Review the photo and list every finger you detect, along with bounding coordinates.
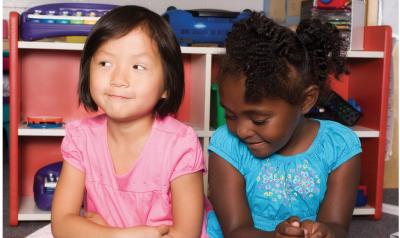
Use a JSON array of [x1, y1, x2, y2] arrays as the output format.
[[309, 231, 324, 238], [287, 216, 301, 227], [276, 223, 305, 236], [300, 220, 314, 236], [156, 225, 170, 235]]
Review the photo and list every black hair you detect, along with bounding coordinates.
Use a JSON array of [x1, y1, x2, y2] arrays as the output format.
[[78, 5, 184, 118], [219, 11, 348, 106]]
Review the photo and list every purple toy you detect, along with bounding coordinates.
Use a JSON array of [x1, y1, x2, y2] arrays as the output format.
[[20, 3, 117, 41], [33, 161, 62, 211]]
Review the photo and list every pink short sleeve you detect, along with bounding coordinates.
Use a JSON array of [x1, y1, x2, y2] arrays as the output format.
[[61, 122, 85, 172], [170, 128, 205, 181]]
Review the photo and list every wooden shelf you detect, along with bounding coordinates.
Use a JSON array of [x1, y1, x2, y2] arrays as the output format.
[[18, 197, 51, 221], [17, 124, 378, 138], [351, 125, 380, 138], [18, 124, 211, 138], [17, 41, 384, 58], [353, 205, 376, 215], [18, 124, 65, 137], [210, 125, 379, 138]]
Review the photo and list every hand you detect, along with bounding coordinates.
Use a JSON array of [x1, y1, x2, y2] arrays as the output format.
[[139, 226, 170, 238], [300, 220, 334, 238], [84, 211, 108, 226], [275, 216, 307, 237]]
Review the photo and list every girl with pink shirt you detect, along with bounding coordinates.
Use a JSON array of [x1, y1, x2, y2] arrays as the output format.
[[51, 5, 207, 238]]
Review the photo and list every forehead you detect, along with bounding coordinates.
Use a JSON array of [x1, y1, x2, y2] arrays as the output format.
[[95, 26, 159, 56], [219, 75, 293, 113]]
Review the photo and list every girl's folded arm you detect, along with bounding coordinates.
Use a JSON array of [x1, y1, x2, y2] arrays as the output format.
[[208, 152, 276, 238], [51, 161, 167, 238], [167, 171, 204, 238], [316, 154, 361, 236]]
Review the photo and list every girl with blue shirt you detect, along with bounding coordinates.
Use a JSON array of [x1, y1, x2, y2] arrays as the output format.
[[206, 12, 361, 238]]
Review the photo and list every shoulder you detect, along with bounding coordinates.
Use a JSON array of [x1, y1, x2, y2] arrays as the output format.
[[65, 114, 106, 135], [209, 125, 252, 173], [210, 124, 242, 149], [316, 119, 362, 171], [319, 119, 360, 146], [154, 115, 197, 139]]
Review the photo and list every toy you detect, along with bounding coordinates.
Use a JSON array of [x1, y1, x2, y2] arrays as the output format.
[[33, 161, 63, 210], [317, 0, 349, 9], [26, 116, 63, 129], [356, 185, 368, 207], [306, 91, 362, 127], [163, 7, 250, 46], [20, 3, 117, 41]]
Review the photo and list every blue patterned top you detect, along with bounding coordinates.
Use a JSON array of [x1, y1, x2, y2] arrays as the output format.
[[206, 120, 361, 237]]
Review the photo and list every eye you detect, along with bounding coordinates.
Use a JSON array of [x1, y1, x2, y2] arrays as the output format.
[[225, 113, 237, 121], [99, 61, 112, 67], [252, 119, 267, 126], [133, 64, 146, 70]]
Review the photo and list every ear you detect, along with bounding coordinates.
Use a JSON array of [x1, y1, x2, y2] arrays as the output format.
[[301, 85, 319, 114]]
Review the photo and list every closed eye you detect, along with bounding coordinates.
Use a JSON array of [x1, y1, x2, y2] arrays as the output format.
[[252, 119, 267, 126]]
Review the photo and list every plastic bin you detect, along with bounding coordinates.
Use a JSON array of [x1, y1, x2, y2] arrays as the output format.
[[210, 83, 226, 129]]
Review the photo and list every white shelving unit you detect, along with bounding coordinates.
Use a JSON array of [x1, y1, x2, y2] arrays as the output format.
[[13, 41, 383, 222]]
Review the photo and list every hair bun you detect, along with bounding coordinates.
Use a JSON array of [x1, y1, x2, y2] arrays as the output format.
[[296, 18, 347, 81]]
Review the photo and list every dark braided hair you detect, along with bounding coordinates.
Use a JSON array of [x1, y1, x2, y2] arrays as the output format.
[[219, 11, 348, 106]]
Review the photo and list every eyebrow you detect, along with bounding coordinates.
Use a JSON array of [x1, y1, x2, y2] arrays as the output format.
[[95, 50, 152, 59]]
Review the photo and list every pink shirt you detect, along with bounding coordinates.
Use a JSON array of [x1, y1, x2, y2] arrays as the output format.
[[61, 114, 208, 236]]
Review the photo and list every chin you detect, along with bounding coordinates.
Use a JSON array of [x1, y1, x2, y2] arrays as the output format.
[[250, 150, 271, 159]]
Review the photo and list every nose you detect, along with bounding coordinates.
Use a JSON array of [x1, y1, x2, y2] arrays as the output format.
[[235, 119, 253, 140], [110, 66, 129, 87]]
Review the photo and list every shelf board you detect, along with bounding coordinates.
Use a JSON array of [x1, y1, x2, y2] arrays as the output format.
[[18, 125, 377, 138], [19, 197, 51, 221], [18, 41, 226, 54], [18, 124, 65, 136], [346, 50, 384, 58], [18, 125, 211, 138], [210, 125, 379, 138], [353, 205, 376, 215], [351, 125, 380, 138], [181, 46, 225, 55], [17, 41, 384, 58], [18, 41, 84, 51]]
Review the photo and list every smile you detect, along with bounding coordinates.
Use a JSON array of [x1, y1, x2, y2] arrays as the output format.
[[246, 141, 265, 148], [107, 94, 132, 100]]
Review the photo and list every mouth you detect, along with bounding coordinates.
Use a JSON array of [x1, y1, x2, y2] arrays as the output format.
[[106, 94, 133, 100], [246, 141, 266, 148]]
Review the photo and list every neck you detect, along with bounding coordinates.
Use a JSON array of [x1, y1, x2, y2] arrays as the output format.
[[107, 114, 155, 143], [278, 117, 317, 156]]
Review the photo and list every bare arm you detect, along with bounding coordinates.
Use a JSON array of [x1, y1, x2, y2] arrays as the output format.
[[313, 155, 361, 237], [51, 161, 168, 238], [167, 171, 204, 238], [208, 152, 279, 238]]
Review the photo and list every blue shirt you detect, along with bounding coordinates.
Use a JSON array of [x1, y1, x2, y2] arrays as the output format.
[[206, 120, 361, 237]]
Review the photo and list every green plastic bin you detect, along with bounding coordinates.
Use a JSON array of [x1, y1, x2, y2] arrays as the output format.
[[210, 83, 226, 129]]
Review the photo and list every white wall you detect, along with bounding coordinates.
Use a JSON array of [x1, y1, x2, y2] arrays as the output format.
[[3, 0, 263, 19]]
